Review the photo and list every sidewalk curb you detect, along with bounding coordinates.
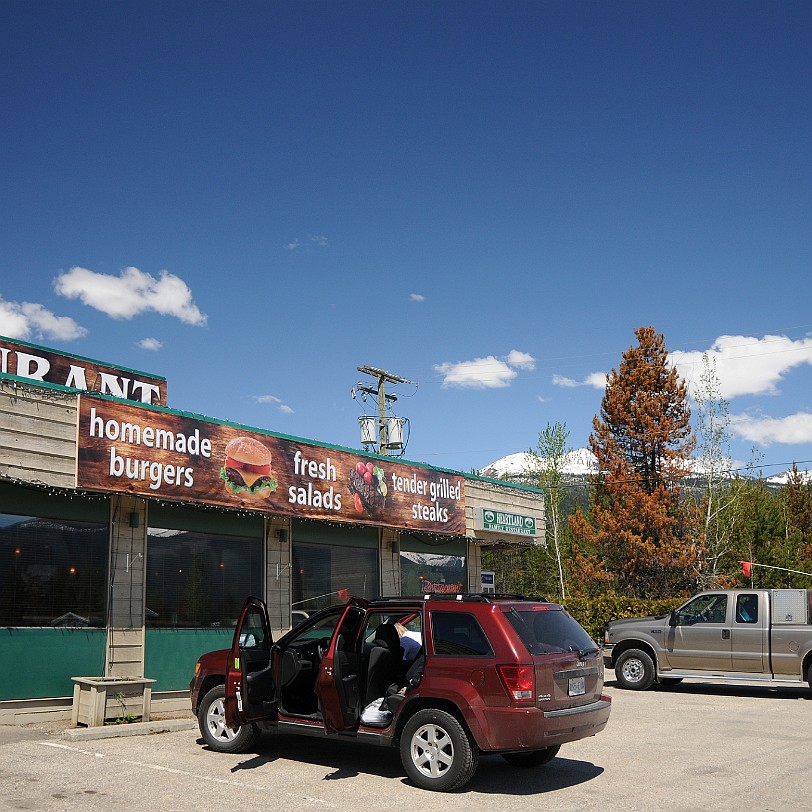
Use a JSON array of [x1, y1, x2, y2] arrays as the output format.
[[63, 718, 196, 741]]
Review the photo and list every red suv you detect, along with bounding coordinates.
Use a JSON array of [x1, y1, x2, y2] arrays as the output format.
[[189, 594, 610, 791]]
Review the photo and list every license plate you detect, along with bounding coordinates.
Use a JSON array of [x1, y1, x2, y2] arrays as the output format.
[[568, 677, 585, 696]]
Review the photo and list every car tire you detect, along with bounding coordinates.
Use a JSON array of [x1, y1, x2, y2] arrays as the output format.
[[501, 745, 560, 767], [197, 685, 261, 753], [615, 648, 656, 690], [400, 708, 479, 792]]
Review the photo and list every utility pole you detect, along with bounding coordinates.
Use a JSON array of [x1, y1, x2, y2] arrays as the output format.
[[355, 366, 413, 454]]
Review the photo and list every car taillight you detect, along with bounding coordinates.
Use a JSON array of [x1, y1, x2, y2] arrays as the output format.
[[498, 664, 534, 701]]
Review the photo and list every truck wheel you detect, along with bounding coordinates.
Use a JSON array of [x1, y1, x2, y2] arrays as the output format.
[[615, 649, 655, 690], [400, 708, 479, 791], [198, 685, 261, 753], [502, 745, 560, 767]]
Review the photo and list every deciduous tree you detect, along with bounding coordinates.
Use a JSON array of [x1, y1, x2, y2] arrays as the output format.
[[525, 421, 572, 600]]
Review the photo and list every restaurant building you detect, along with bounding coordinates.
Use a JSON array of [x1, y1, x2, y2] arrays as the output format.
[[0, 336, 545, 722]]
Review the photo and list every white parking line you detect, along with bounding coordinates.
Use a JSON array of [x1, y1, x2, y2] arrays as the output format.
[[39, 741, 336, 807]]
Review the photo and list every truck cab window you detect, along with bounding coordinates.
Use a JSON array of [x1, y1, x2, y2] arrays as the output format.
[[736, 594, 758, 624], [677, 594, 728, 625]]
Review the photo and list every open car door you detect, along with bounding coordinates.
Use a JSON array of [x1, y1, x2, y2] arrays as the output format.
[[316, 598, 368, 733], [224, 596, 276, 729]]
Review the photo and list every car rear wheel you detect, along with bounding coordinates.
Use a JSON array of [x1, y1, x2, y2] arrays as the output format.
[[400, 708, 479, 791], [615, 648, 656, 690], [501, 745, 560, 767], [198, 685, 261, 753]]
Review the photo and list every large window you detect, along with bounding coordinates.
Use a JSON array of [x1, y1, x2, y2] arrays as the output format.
[[146, 528, 263, 628], [292, 542, 378, 613], [0, 514, 107, 627], [400, 551, 466, 595]]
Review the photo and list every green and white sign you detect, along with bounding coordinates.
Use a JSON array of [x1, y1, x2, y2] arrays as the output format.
[[476, 507, 537, 536]]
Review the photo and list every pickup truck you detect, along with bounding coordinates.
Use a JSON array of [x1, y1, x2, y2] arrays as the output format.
[[602, 589, 812, 690]]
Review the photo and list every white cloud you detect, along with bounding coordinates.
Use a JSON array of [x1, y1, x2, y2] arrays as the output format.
[[672, 334, 812, 399], [137, 337, 163, 351], [552, 371, 606, 389], [585, 371, 608, 388], [53, 266, 207, 326], [286, 235, 328, 251], [552, 374, 578, 388], [409, 293, 425, 302], [731, 412, 812, 446], [506, 349, 535, 370], [435, 350, 536, 389], [254, 394, 293, 413], [0, 296, 87, 341]]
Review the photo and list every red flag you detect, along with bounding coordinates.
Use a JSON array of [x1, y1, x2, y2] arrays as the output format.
[[742, 561, 751, 578]]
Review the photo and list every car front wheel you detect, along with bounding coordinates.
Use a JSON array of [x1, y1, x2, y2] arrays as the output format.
[[400, 708, 479, 792], [197, 685, 260, 753], [615, 648, 656, 690]]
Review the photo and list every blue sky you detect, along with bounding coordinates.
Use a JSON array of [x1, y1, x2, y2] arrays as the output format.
[[2, 2, 811, 477]]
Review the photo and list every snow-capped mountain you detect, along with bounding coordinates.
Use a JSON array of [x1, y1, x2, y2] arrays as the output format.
[[766, 468, 812, 486], [478, 448, 598, 480], [479, 448, 811, 487]]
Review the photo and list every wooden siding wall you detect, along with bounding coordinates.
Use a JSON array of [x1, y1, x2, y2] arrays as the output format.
[[0, 381, 78, 488], [107, 493, 147, 677], [465, 478, 546, 547]]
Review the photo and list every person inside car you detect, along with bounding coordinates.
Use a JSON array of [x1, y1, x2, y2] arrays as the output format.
[[395, 621, 422, 667]]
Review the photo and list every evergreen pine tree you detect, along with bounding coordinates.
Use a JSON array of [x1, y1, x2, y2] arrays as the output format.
[[570, 326, 702, 598]]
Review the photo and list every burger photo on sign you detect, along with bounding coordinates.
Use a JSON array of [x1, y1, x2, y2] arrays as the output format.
[[220, 436, 278, 499]]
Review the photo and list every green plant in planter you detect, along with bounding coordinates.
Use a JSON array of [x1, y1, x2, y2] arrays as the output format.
[[106, 691, 139, 725]]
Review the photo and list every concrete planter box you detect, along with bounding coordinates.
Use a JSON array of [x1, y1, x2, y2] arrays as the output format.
[[71, 677, 156, 727]]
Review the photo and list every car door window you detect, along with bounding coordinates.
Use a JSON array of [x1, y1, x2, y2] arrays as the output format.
[[240, 605, 269, 649]]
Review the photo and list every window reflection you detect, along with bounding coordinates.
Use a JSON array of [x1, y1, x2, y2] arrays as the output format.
[[146, 528, 262, 628], [0, 514, 107, 626]]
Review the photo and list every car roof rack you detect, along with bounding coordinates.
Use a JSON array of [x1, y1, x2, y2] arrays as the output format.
[[369, 593, 549, 604]]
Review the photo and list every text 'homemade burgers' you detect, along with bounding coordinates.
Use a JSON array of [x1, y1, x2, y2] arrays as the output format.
[[220, 436, 278, 498]]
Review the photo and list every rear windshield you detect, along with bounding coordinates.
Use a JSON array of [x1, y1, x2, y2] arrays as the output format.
[[505, 607, 597, 656]]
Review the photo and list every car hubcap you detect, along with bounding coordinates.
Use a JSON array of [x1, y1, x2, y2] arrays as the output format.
[[410, 723, 454, 778], [622, 658, 643, 683], [206, 697, 236, 741]]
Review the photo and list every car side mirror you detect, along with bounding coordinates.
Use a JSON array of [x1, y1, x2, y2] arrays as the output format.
[[669, 610, 678, 628]]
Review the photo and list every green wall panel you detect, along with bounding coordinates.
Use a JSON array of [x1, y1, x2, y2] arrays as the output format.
[[0, 481, 110, 522], [293, 519, 378, 549], [0, 628, 107, 700], [144, 628, 234, 691]]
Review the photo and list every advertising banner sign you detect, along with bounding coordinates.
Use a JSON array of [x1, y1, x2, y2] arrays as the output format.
[[77, 396, 466, 535], [0, 335, 166, 405]]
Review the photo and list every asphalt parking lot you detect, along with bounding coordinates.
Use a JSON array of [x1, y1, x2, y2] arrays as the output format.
[[1, 679, 810, 812]]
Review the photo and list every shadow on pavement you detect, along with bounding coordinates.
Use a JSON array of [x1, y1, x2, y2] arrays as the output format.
[[209, 733, 603, 794], [605, 677, 811, 700]]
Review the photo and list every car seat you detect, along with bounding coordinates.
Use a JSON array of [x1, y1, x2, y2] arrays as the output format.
[[363, 623, 402, 705]]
